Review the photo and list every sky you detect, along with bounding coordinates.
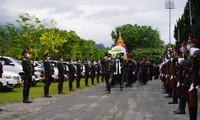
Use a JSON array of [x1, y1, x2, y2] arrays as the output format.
[[0, 0, 187, 47]]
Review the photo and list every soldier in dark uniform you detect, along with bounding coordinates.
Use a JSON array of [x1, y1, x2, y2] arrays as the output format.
[[21, 49, 33, 103], [90, 60, 96, 85], [119, 52, 126, 91], [0, 60, 3, 92], [84, 59, 90, 87], [104, 52, 115, 94], [43, 53, 53, 98], [0, 55, 3, 111], [57, 55, 65, 94], [96, 60, 102, 83], [126, 54, 134, 87], [168, 48, 179, 104], [101, 53, 108, 82], [173, 42, 191, 114], [68, 57, 76, 91], [186, 37, 200, 120], [75, 58, 82, 88], [140, 58, 149, 85]]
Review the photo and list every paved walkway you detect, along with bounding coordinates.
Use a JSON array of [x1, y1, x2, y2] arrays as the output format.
[[0, 79, 199, 120]]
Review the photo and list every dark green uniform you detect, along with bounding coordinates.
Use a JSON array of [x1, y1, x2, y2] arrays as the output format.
[[22, 59, 33, 102], [140, 61, 149, 85], [0, 62, 3, 92], [68, 63, 76, 91], [90, 62, 96, 85], [104, 58, 115, 93], [43, 60, 53, 97], [84, 62, 90, 87], [75, 62, 82, 88], [57, 61, 65, 93], [96, 62, 102, 83], [126, 59, 134, 87]]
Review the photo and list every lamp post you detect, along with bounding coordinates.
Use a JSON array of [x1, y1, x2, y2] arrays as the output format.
[[165, 0, 175, 44]]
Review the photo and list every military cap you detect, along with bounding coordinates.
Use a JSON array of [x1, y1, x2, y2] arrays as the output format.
[[43, 53, 49, 58], [173, 47, 179, 52], [58, 55, 63, 60], [187, 36, 197, 43], [76, 58, 80, 61], [68, 57, 72, 61], [127, 53, 132, 59], [21, 49, 29, 55], [181, 42, 187, 47]]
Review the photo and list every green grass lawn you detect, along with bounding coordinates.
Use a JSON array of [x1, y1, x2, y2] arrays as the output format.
[[0, 78, 104, 105]]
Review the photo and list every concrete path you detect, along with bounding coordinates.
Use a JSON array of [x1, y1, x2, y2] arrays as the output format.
[[0, 79, 199, 120]]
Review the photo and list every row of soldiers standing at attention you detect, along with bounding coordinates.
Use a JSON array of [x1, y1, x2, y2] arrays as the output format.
[[21, 49, 103, 103], [160, 36, 200, 120], [21, 48, 159, 103]]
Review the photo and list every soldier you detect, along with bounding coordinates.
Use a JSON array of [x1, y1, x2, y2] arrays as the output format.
[[43, 53, 53, 98], [96, 60, 102, 83], [172, 42, 188, 114], [104, 52, 115, 94], [173, 40, 193, 115], [101, 53, 108, 82], [84, 59, 90, 87], [0, 60, 3, 92], [21, 49, 33, 103], [140, 58, 149, 85], [186, 37, 200, 120], [57, 55, 65, 94], [90, 60, 96, 85], [119, 52, 126, 91], [75, 58, 82, 88], [168, 48, 179, 104], [126, 54, 134, 87], [68, 57, 76, 91]]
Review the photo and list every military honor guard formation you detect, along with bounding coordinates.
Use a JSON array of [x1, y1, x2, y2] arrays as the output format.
[[19, 32, 157, 102], [1, 33, 199, 120], [159, 35, 200, 120]]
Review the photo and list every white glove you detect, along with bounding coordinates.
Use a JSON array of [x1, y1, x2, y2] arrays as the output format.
[[189, 83, 194, 92], [170, 76, 173, 80], [64, 75, 68, 80], [190, 48, 199, 56], [177, 81, 180, 87], [31, 75, 36, 80], [196, 85, 200, 89], [51, 74, 57, 79], [0, 78, 3, 83], [171, 58, 173, 62], [133, 72, 135, 75], [178, 58, 185, 64], [74, 74, 77, 77]]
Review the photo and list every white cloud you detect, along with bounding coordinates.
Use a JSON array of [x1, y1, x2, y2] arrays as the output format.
[[0, 0, 187, 47]]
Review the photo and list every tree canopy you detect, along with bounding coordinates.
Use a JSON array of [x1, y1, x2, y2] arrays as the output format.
[[111, 24, 164, 63], [174, 0, 200, 46], [0, 14, 108, 61]]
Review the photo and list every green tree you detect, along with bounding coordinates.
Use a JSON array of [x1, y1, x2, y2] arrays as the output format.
[[111, 24, 163, 63], [174, 0, 200, 45], [111, 24, 163, 52]]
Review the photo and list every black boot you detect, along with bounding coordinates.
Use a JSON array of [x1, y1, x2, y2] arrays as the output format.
[[174, 109, 186, 114]]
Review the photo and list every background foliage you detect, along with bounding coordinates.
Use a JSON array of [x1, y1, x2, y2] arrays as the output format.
[[174, 0, 200, 47], [0, 14, 108, 61], [111, 24, 164, 63]]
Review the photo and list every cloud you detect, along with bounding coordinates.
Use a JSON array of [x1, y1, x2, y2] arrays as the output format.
[[0, 0, 188, 47]]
